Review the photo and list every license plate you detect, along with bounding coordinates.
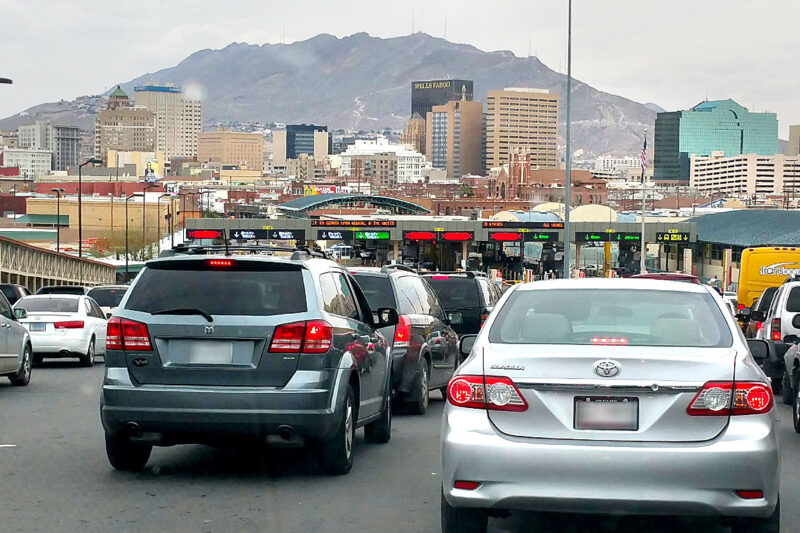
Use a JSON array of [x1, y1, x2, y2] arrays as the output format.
[[188, 341, 233, 365], [29, 323, 46, 332], [574, 396, 638, 431]]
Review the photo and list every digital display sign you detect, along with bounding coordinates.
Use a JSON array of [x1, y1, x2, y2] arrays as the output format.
[[230, 229, 271, 240], [404, 231, 437, 241], [576, 232, 642, 243], [185, 229, 223, 240], [490, 231, 557, 242], [354, 231, 390, 240], [317, 230, 354, 240], [268, 230, 305, 241], [656, 232, 690, 243], [482, 221, 564, 229], [441, 231, 473, 242], [311, 220, 396, 227]]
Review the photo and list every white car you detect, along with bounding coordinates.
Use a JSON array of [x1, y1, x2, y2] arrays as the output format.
[[14, 295, 108, 366]]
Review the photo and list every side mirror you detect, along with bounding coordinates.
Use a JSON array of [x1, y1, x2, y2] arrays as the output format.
[[447, 312, 463, 326], [784, 334, 800, 345], [751, 310, 766, 322], [793, 315, 800, 329], [459, 335, 477, 360], [746, 338, 769, 364], [13, 308, 26, 319], [737, 307, 752, 320], [376, 307, 399, 328]]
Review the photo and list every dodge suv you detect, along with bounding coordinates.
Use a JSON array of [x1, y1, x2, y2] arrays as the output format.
[[100, 247, 398, 475]]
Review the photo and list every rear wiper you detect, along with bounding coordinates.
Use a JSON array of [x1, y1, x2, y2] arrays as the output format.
[[151, 307, 213, 322]]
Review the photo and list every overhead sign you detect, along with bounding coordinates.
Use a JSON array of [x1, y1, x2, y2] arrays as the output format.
[[354, 231, 390, 240], [268, 229, 305, 241], [404, 231, 437, 241], [482, 221, 564, 229], [441, 231, 473, 242], [317, 230, 354, 240], [576, 232, 642, 243], [490, 231, 557, 242], [231, 229, 271, 240], [186, 229, 223, 240], [656, 232, 690, 243], [311, 220, 396, 227]]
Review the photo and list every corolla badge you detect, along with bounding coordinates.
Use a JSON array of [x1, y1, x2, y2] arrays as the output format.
[[594, 359, 621, 378], [490, 364, 525, 371]]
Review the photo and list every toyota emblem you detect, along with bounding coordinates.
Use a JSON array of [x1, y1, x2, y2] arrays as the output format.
[[594, 359, 620, 378]]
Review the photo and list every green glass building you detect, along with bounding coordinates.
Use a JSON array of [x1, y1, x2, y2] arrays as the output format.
[[653, 99, 778, 183]]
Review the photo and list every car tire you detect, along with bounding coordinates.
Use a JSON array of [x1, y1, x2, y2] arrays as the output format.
[[105, 433, 152, 471], [319, 385, 355, 475], [365, 393, 392, 444], [9, 344, 32, 386], [730, 499, 779, 533], [405, 361, 429, 415], [441, 488, 488, 533], [793, 387, 800, 434], [782, 370, 793, 405], [32, 354, 44, 367], [80, 339, 95, 367]]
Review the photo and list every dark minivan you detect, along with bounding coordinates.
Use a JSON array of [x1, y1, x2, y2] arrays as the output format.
[[350, 266, 459, 415], [100, 251, 397, 475], [421, 272, 501, 336]]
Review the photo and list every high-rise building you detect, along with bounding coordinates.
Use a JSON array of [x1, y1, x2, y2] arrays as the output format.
[[272, 124, 330, 166], [485, 88, 559, 170], [411, 79, 473, 117], [425, 99, 484, 179], [789, 125, 800, 157], [654, 99, 778, 183], [197, 131, 264, 171], [401, 112, 426, 154], [690, 152, 800, 196], [339, 138, 427, 183], [0, 148, 52, 177], [95, 86, 156, 164], [18, 120, 80, 170], [134, 85, 202, 159]]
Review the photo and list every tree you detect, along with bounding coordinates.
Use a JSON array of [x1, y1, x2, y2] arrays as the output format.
[[458, 183, 474, 198], [91, 228, 156, 261]]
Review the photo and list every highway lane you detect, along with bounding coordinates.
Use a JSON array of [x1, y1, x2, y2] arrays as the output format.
[[1, 360, 797, 532]]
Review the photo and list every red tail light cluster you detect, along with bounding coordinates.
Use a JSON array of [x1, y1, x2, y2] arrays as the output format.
[[447, 375, 528, 412], [687, 381, 773, 416], [106, 317, 152, 351], [269, 320, 332, 354], [771, 318, 781, 341], [54, 320, 84, 329], [393, 314, 411, 349]]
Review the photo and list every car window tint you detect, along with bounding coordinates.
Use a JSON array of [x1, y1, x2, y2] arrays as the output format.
[[333, 273, 360, 320], [410, 277, 433, 315], [421, 279, 445, 320], [351, 274, 396, 311], [90, 300, 105, 318], [319, 273, 340, 315], [0, 294, 12, 320], [786, 287, 800, 313], [16, 297, 79, 313], [756, 287, 778, 312], [395, 276, 422, 315], [477, 279, 492, 307], [425, 276, 480, 310], [87, 288, 127, 308], [84, 300, 93, 316], [0, 285, 17, 303]]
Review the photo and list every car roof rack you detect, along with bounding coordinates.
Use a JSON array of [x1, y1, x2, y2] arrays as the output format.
[[420, 270, 483, 278], [163, 243, 330, 260], [381, 264, 416, 273]]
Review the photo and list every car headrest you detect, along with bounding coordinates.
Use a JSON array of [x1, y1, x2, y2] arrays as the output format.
[[518, 313, 574, 343], [651, 318, 702, 345]]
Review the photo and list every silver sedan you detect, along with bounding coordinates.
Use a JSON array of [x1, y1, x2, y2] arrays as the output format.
[[441, 278, 779, 533]]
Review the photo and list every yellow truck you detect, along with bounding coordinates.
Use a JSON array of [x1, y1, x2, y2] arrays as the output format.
[[737, 247, 800, 310]]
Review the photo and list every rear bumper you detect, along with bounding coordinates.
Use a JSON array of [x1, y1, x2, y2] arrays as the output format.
[[100, 367, 349, 443], [441, 406, 780, 519], [29, 333, 89, 355]]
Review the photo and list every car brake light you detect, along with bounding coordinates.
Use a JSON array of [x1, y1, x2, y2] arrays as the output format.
[[269, 320, 332, 354], [737, 303, 745, 311], [687, 381, 773, 416], [591, 337, 628, 345], [106, 317, 152, 351], [431, 275, 450, 280], [206, 259, 235, 269], [54, 320, 84, 329], [446, 375, 528, 412], [393, 314, 411, 349], [771, 318, 781, 341], [756, 321, 763, 331]]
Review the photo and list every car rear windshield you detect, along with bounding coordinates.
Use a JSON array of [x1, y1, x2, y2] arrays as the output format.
[[786, 287, 800, 313], [126, 266, 307, 316], [16, 297, 79, 313], [424, 276, 480, 309], [351, 274, 395, 311], [755, 287, 778, 312], [0, 285, 17, 302], [489, 289, 733, 348], [87, 288, 127, 308], [38, 286, 85, 295]]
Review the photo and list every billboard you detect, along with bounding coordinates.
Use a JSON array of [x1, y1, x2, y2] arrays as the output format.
[[411, 79, 473, 117]]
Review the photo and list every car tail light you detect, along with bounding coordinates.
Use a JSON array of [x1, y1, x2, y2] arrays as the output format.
[[687, 381, 773, 416], [737, 303, 745, 311], [269, 320, 333, 354], [106, 317, 152, 351], [303, 320, 332, 353], [771, 318, 781, 341], [736, 490, 764, 499], [756, 321, 764, 331], [393, 314, 411, 349], [446, 375, 528, 412], [454, 481, 481, 490], [54, 320, 84, 329], [591, 337, 629, 345], [206, 258, 235, 269]]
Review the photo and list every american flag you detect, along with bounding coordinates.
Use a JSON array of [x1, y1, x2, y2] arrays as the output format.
[[641, 136, 648, 172]]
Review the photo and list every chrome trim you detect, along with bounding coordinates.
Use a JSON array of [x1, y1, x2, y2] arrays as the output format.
[[514, 379, 703, 394]]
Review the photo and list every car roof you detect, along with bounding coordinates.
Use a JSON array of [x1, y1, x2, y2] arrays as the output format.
[[89, 285, 128, 290], [21, 294, 84, 300], [147, 253, 341, 274], [514, 278, 710, 294]]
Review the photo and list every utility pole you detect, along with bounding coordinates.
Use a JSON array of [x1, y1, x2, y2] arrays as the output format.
[[640, 128, 648, 274], [562, 0, 573, 278]]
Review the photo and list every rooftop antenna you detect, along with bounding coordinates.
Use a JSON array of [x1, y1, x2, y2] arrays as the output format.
[[412, 8, 415, 34], [421, 8, 424, 34], [444, 9, 447, 42]]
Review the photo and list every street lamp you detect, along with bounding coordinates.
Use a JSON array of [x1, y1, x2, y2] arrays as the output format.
[[125, 193, 143, 280], [562, 0, 573, 279], [141, 183, 158, 258], [157, 193, 172, 252], [51, 188, 64, 252], [78, 157, 103, 258]]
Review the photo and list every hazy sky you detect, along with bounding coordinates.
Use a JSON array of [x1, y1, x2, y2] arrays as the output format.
[[2, 0, 798, 136]]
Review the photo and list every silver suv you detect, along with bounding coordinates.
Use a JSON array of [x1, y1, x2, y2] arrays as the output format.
[[100, 248, 398, 475], [758, 278, 800, 342]]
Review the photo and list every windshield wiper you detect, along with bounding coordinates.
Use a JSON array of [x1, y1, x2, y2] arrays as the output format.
[[151, 307, 213, 322]]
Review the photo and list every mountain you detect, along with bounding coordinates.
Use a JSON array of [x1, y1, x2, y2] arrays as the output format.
[[0, 32, 658, 157]]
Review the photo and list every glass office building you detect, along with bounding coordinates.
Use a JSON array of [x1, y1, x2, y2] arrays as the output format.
[[286, 124, 331, 159], [654, 99, 778, 183]]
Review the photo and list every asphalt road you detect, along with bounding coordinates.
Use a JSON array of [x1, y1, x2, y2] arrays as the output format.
[[1, 360, 798, 533]]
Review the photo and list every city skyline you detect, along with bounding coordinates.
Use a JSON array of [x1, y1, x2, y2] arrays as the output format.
[[2, 0, 798, 137]]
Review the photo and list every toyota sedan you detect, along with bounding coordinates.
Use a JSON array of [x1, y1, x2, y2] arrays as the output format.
[[441, 279, 779, 533]]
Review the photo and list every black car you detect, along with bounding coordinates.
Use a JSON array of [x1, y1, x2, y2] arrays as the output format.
[[100, 247, 398, 475], [0, 283, 30, 306], [421, 272, 502, 336], [35, 285, 90, 295], [350, 266, 459, 415]]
